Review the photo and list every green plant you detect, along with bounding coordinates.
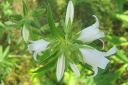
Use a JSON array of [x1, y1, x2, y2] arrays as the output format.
[[0, 46, 17, 82]]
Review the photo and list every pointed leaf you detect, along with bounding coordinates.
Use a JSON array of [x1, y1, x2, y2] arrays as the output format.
[[2, 46, 10, 58], [47, 5, 60, 38], [33, 59, 56, 73], [22, 0, 28, 16], [22, 25, 29, 42], [0, 46, 3, 56]]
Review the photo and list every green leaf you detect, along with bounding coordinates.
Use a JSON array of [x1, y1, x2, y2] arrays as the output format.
[[38, 49, 57, 65], [93, 64, 127, 85], [0, 46, 3, 57], [65, 19, 72, 34], [33, 58, 56, 73], [22, 0, 28, 16], [47, 4, 61, 39], [116, 50, 128, 63], [116, 0, 125, 12], [2, 46, 10, 58], [31, 8, 46, 18], [10, 14, 22, 21], [0, 22, 5, 28], [106, 35, 127, 46], [30, 19, 41, 29], [115, 14, 128, 23]]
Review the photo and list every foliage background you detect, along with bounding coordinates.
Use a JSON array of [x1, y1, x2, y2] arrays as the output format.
[[0, 0, 128, 85]]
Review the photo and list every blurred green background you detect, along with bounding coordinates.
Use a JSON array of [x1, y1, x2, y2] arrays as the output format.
[[0, 0, 128, 85]]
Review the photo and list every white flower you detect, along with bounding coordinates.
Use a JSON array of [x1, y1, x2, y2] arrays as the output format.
[[80, 46, 117, 76], [56, 55, 65, 81], [26, 0, 117, 81], [28, 39, 49, 61], [65, 0, 74, 27], [78, 15, 105, 43], [22, 25, 29, 42], [69, 63, 80, 76]]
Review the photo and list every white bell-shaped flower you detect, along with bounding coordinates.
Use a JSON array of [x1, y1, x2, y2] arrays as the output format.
[[28, 39, 49, 61], [80, 46, 117, 76], [65, 0, 74, 27], [78, 15, 105, 43], [56, 55, 65, 81]]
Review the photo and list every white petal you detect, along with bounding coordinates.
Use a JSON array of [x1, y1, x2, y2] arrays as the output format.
[[65, 0, 74, 27], [69, 63, 80, 76], [105, 46, 117, 56], [28, 39, 49, 54], [56, 55, 65, 81], [33, 52, 38, 61], [78, 15, 105, 43], [80, 48, 109, 69], [22, 25, 29, 42], [92, 66, 98, 76], [97, 46, 117, 57]]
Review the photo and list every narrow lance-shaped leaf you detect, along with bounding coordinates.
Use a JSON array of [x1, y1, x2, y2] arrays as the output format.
[[2, 46, 10, 58], [0, 46, 3, 56], [33, 58, 56, 73], [22, 25, 29, 43], [47, 5, 60, 38], [22, 0, 28, 16], [0, 22, 5, 28]]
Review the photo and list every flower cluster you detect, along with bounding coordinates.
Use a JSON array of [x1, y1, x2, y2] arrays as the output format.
[[22, 0, 117, 81]]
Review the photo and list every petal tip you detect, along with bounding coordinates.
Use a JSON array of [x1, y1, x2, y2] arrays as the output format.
[[106, 46, 117, 56], [92, 67, 98, 77]]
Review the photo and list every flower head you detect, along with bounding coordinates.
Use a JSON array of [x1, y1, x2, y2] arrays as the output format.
[[28, 39, 49, 61], [80, 46, 117, 76], [26, 0, 117, 82], [78, 15, 105, 43]]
